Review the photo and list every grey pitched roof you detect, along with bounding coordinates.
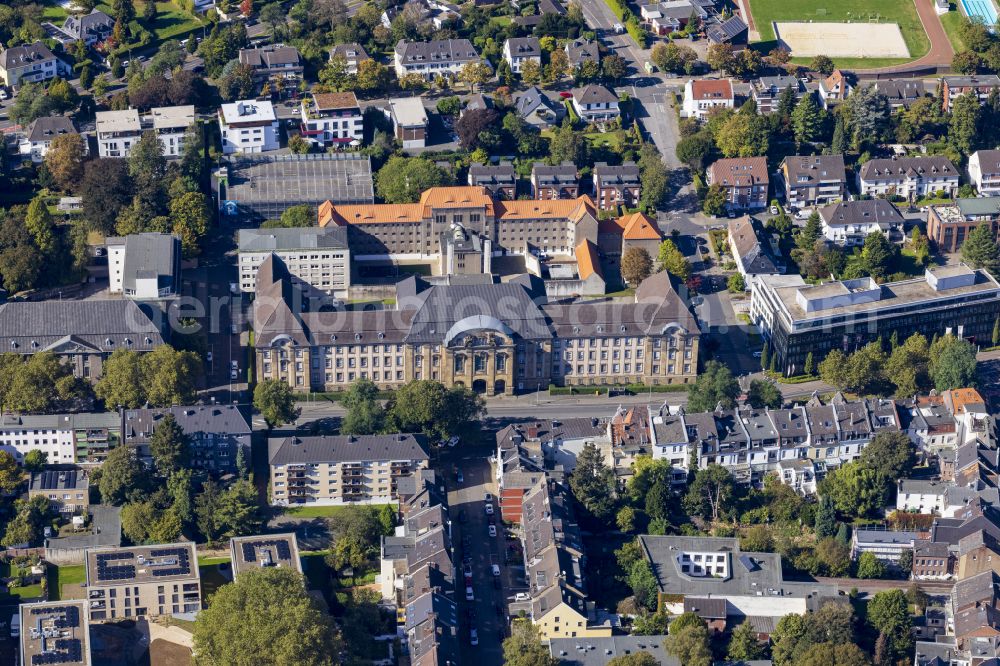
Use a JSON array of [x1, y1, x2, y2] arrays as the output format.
[[532, 162, 578, 184], [859, 156, 958, 181], [565, 39, 599, 66], [30, 469, 88, 492], [549, 636, 676, 666], [0, 41, 55, 69], [106, 232, 181, 293], [515, 86, 561, 119], [506, 37, 541, 57], [781, 154, 846, 185], [238, 226, 348, 252], [331, 42, 371, 63], [874, 79, 926, 103], [268, 433, 429, 465], [26, 116, 77, 143], [468, 162, 516, 186], [943, 74, 1000, 88], [728, 216, 779, 275], [538, 0, 566, 14], [395, 39, 479, 65], [818, 199, 904, 228], [707, 15, 748, 43], [122, 405, 250, 443], [573, 84, 617, 105], [61, 9, 114, 39], [0, 300, 163, 353], [239, 45, 302, 68], [594, 162, 641, 187]]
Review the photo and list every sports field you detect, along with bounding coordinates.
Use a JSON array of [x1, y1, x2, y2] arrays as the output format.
[[774, 21, 910, 58], [748, 0, 931, 59]]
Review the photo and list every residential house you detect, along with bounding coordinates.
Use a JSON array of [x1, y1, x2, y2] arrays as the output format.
[[60, 9, 113, 45], [84, 544, 201, 622], [0, 300, 164, 382], [121, 404, 251, 473], [779, 154, 847, 209], [639, 0, 707, 36], [571, 85, 619, 124], [707, 156, 769, 212], [598, 212, 663, 257], [19, 116, 80, 162], [105, 232, 182, 299], [388, 97, 429, 149], [238, 227, 351, 295], [0, 412, 121, 465], [857, 156, 959, 200], [149, 105, 195, 158], [300, 92, 364, 146], [230, 534, 302, 578], [393, 39, 481, 81], [968, 149, 1000, 196], [750, 265, 1000, 376], [873, 79, 927, 111], [818, 199, 905, 246], [565, 38, 599, 70], [97, 106, 193, 159], [942, 74, 1000, 112], [532, 162, 578, 199], [238, 45, 304, 83], [777, 459, 817, 495], [503, 37, 541, 74], [681, 78, 735, 120], [218, 100, 280, 154], [29, 469, 89, 514], [706, 15, 748, 51], [751, 75, 806, 114], [592, 162, 641, 211], [818, 70, 851, 110], [851, 529, 917, 565], [330, 42, 371, 74], [728, 215, 784, 286], [927, 198, 1000, 253], [268, 434, 430, 506], [468, 162, 517, 199], [514, 86, 566, 129], [495, 418, 611, 476], [0, 41, 64, 88]]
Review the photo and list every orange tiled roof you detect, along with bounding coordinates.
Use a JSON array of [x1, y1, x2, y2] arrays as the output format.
[[319, 202, 424, 225], [497, 196, 596, 222], [575, 239, 602, 280], [418, 186, 495, 215], [946, 388, 987, 414], [619, 212, 662, 240]]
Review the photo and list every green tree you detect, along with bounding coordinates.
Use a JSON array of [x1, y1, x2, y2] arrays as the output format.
[[375, 156, 451, 203], [99, 444, 146, 505], [95, 349, 145, 408], [798, 642, 871, 666], [791, 93, 822, 144], [340, 379, 386, 436], [961, 221, 1000, 274], [856, 551, 886, 579], [193, 568, 340, 666], [627, 558, 659, 611], [728, 621, 766, 661], [25, 196, 56, 255], [993, 315, 1000, 346], [950, 91, 982, 155], [549, 119, 589, 165], [741, 524, 774, 552], [666, 618, 712, 666], [676, 132, 714, 171], [684, 464, 736, 522], [253, 379, 300, 427], [861, 231, 894, 279], [195, 479, 225, 544], [859, 430, 915, 481], [386, 380, 484, 439], [142, 345, 202, 407], [885, 332, 930, 397], [715, 107, 769, 157], [686, 360, 739, 412], [727, 272, 745, 292], [703, 183, 728, 217], [45, 133, 87, 193], [616, 505, 637, 532], [22, 449, 47, 474], [167, 468, 194, 526], [820, 461, 885, 518], [0, 450, 23, 494], [818, 349, 850, 391], [814, 496, 837, 538], [607, 653, 659, 666], [657, 239, 692, 280], [502, 621, 560, 666], [569, 442, 617, 522], [804, 351, 815, 376], [149, 413, 191, 476], [217, 478, 263, 537], [867, 588, 910, 636], [621, 247, 654, 285], [929, 334, 978, 390], [262, 204, 315, 229], [815, 537, 851, 576], [811, 55, 834, 74], [121, 500, 156, 543], [747, 378, 782, 409], [169, 191, 210, 256], [795, 212, 822, 254]]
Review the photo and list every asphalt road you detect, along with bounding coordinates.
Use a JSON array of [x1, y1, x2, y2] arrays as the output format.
[[448, 455, 506, 666]]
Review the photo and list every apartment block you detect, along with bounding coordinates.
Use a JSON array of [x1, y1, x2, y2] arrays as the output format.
[[592, 162, 640, 211], [149, 105, 194, 157], [707, 156, 769, 212], [268, 434, 430, 506], [857, 156, 959, 199], [238, 45, 303, 82], [941, 74, 1000, 112], [121, 404, 251, 474], [229, 534, 302, 578], [468, 162, 517, 199], [387, 97, 429, 149], [531, 163, 578, 199], [238, 226, 350, 295], [20, 600, 91, 666], [0, 412, 121, 465], [927, 198, 1000, 253], [106, 233, 182, 299], [218, 100, 279, 154], [19, 116, 81, 163], [968, 149, 1000, 196], [681, 78, 734, 120], [393, 39, 480, 80], [503, 37, 541, 73], [96, 106, 194, 158], [300, 92, 364, 146], [779, 154, 846, 209], [84, 543, 201, 622]]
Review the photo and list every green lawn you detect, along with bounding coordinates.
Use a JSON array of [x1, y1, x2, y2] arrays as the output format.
[[789, 56, 915, 69], [748, 0, 930, 61], [940, 6, 968, 52], [198, 562, 231, 603], [283, 504, 393, 519], [48, 564, 85, 601], [41, 1, 204, 45]]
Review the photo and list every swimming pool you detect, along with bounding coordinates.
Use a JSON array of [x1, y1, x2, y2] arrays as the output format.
[[961, 0, 999, 28]]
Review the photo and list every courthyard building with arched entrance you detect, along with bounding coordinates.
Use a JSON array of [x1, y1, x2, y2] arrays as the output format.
[[253, 258, 699, 395]]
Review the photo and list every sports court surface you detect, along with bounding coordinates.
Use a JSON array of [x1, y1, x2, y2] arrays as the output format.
[[773, 21, 911, 58]]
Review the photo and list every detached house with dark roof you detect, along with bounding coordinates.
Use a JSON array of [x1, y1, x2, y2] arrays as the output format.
[[514, 86, 565, 129], [503, 37, 541, 74], [60, 9, 114, 45], [565, 38, 599, 70], [779, 154, 847, 208], [968, 149, 1000, 196], [268, 434, 430, 506], [238, 45, 304, 83], [706, 14, 748, 50], [393, 39, 482, 81], [819, 199, 905, 246], [329, 42, 371, 74], [858, 156, 959, 200], [707, 156, 769, 212], [571, 84, 619, 124], [19, 116, 81, 162], [0, 41, 65, 87]]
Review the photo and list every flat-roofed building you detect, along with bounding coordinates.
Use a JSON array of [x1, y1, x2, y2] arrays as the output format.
[[927, 198, 1000, 253], [238, 227, 350, 295], [20, 600, 91, 666], [29, 468, 89, 514], [149, 105, 194, 157], [851, 528, 917, 564], [218, 100, 279, 154], [268, 433, 430, 506], [0, 412, 121, 465], [751, 265, 1000, 376], [84, 543, 201, 622], [388, 97, 429, 149], [217, 153, 374, 223], [300, 92, 364, 146], [96, 109, 142, 158], [229, 534, 302, 578]]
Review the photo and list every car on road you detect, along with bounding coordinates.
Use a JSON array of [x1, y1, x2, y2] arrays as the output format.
[[488, 525, 497, 537], [463, 563, 473, 577], [485, 503, 494, 515], [230, 369, 238, 380], [752, 351, 762, 358], [465, 586, 474, 601], [231, 360, 238, 370], [206, 351, 213, 363], [456, 470, 464, 484], [513, 592, 530, 602], [470, 628, 479, 646], [491, 564, 501, 577], [484, 492, 493, 503]]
